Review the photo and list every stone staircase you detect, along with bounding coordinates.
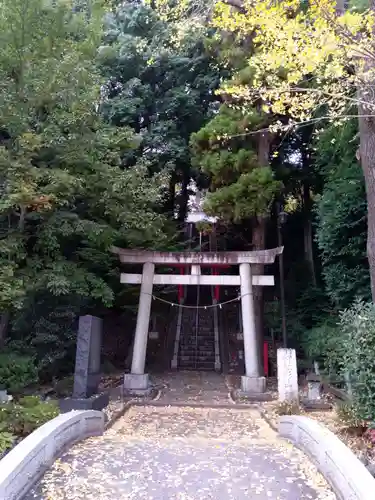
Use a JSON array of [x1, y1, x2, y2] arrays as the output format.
[[178, 306, 216, 371]]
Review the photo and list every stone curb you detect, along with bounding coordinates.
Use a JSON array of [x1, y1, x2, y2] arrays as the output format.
[[104, 387, 160, 430], [105, 401, 133, 431], [131, 400, 256, 410], [278, 415, 375, 500], [257, 407, 278, 432], [0, 410, 104, 500]]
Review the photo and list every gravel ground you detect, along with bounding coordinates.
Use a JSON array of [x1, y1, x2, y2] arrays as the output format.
[[25, 372, 336, 500]]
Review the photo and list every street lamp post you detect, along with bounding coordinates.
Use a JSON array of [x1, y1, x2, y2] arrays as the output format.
[[277, 204, 287, 347]]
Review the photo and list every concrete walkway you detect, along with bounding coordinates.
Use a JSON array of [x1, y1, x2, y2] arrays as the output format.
[[26, 372, 336, 500], [152, 371, 234, 405]]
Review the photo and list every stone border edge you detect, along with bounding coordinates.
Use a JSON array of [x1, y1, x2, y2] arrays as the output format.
[[278, 415, 375, 500], [0, 409, 104, 500]]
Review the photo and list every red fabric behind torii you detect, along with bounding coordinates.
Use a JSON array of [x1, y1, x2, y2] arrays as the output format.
[[172, 263, 230, 304]]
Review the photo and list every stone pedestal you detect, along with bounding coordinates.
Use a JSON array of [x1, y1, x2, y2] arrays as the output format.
[[277, 348, 298, 402], [241, 375, 266, 394], [301, 372, 331, 411], [234, 376, 273, 401], [59, 393, 109, 413], [307, 381, 321, 401], [123, 373, 150, 396]]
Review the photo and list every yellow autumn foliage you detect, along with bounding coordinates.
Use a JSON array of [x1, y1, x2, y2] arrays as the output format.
[[213, 0, 375, 125]]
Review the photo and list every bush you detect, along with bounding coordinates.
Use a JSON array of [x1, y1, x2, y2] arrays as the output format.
[[18, 395, 41, 408], [303, 319, 346, 380], [336, 402, 366, 434], [0, 431, 15, 455], [6, 401, 59, 437], [0, 353, 38, 393], [303, 300, 375, 423], [339, 300, 375, 422], [9, 294, 80, 382], [0, 399, 59, 437], [275, 400, 301, 416]]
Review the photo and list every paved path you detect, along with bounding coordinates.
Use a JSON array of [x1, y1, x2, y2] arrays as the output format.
[[26, 373, 336, 500], [152, 371, 234, 405]]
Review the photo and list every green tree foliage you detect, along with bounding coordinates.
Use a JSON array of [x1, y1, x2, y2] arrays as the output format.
[[0, 0, 167, 308], [315, 122, 370, 308], [98, 0, 226, 219], [0, 0, 170, 368], [190, 105, 281, 223]]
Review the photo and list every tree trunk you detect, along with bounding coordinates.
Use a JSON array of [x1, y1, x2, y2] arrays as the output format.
[[358, 0, 375, 302], [164, 173, 176, 218], [177, 169, 190, 224], [252, 129, 271, 374], [252, 218, 266, 374], [358, 109, 375, 301], [0, 312, 9, 348], [302, 183, 317, 286]]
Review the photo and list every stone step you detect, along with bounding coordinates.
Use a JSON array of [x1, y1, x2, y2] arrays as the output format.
[[179, 348, 215, 354], [179, 335, 215, 340], [180, 335, 215, 344], [180, 344, 214, 351], [178, 361, 216, 370], [180, 340, 214, 346], [179, 357, 215, 363], [179, 349, 215, 357], [179, 344, 214, 350], [180, 340, 214, 344], [179, 355, 215, 363]]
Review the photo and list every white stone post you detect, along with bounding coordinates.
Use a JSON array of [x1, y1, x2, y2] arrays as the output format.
[[239, 263, 265, 393], [277, 348, 298, 402], [124, 261, 154, 393]]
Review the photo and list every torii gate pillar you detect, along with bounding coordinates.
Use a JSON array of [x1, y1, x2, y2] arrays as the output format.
[[240, 263, 265, 393], [113, 247, 283, 396], [123, 262, 155, 393]]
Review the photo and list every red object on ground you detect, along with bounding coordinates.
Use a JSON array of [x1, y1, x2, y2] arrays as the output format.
[[263, 342, 269, 376]]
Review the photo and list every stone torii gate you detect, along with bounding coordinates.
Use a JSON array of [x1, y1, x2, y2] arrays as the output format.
[[112, 247, 283, 395]]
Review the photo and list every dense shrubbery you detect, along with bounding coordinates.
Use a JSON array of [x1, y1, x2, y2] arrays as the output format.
[[336, 401, 366, 433], [0, 353, 38, 393], [275, 400, 301, 416], [304, 300, 375, 422], [339, 301, 375, 422], [0, 397, 59, 454], [302, 319, 345, 381], [2, 400, 59, 437]]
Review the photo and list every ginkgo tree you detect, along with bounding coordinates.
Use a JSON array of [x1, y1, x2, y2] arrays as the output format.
[[213, 0, 375, 301]]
